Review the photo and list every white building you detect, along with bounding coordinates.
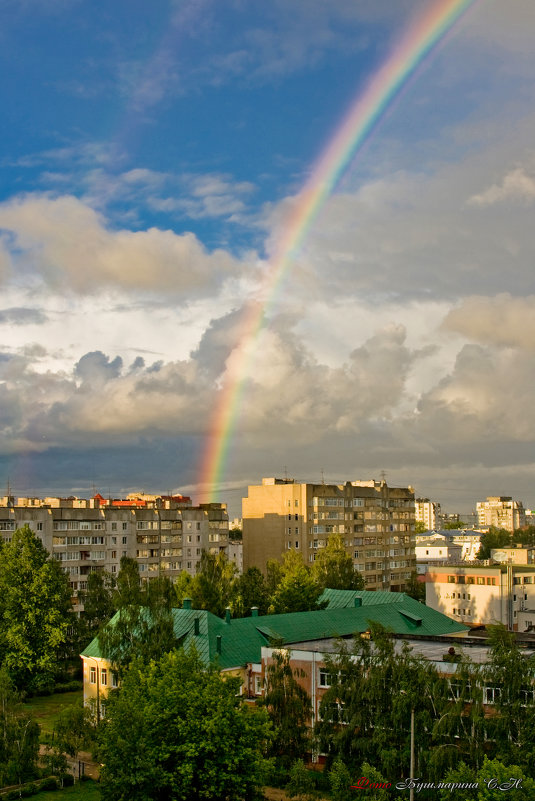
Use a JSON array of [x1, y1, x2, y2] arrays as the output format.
[[476, 496, 526, 532], [415, 499, 440, 531], [425, 563, 535, 631]]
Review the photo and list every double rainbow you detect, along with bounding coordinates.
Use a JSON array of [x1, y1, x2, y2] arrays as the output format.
[[198, 0, 479, 500]]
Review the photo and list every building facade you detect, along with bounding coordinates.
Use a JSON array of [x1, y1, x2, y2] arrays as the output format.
[[0, 493, 229, 612], [476, 496, 526, 532], [415, 498, 440, 531], [425, 563, 535, 631], [243, 477, 416, 592]]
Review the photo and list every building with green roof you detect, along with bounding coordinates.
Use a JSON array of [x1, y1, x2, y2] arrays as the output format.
[[81, 590, 467, 710]]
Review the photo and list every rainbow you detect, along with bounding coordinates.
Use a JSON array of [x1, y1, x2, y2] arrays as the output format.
[[197, 0, 479, 501]]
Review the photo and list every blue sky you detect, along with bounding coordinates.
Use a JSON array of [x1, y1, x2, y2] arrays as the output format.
[[1, 0, 535, 517]]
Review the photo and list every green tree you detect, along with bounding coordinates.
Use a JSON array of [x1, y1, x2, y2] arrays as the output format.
[[98, 562, 177, 677], [414, 521, 428, 534], [483, 624, 535, 768], [78, 570, 116, 642], [329, 757, 353, 801], [439, 758, 535, 801], [261, 648, 311, 769], [0, 525, 73, 690], [55, 701, 94, 757], [190, 550, 237, 617], [405, 571, 425, 603], [443, 521, 467, 530], [476, 527, 512, 559], [0, 668, 40, 787], [99, 648, 271, 801], [286, 760, 315, 801], [269, 551, 325, 614], [234, 567, 270, 617], [312, 533, 364, 591]]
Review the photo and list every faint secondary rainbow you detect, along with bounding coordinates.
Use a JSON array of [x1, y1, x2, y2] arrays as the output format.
[[198, 0, 479, 501]]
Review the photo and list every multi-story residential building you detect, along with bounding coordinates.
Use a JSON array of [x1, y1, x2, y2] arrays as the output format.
[[425, 563, 535, 631], [242, 477, 416, 592], [0, 494, 229, 611], [476, 496, 526, 532], [415, 498, 440, 531]]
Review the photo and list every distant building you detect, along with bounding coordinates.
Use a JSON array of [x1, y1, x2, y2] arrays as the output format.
[[425, 563, 535, 630], [0, 494, 229, 612], [243, 477, 416, 592], [415, 498, 440, 531], [415, 537, 463, 574], [476, 496, 526, 532]]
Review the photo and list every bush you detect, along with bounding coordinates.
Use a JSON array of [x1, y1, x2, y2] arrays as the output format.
[[329, 757, 352, 801], [54, 680, 83, 693], [40, 777, 59, 791], [61, 774, 74, 787], [20, 784, 38, 798], [286, 760, 316, 801]]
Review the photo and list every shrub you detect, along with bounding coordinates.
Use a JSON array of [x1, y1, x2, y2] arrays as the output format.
[[40, 777, 59, 791], [61, 774, 74, 787]]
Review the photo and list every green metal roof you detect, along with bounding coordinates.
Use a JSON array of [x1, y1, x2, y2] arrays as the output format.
[[319, 588, 405, 608], [81, 590, 467, 670]]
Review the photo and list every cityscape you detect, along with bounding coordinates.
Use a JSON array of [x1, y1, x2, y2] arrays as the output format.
[[1, 0, 535, 799]]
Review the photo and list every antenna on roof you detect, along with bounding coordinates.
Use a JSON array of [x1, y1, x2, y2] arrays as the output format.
[[284, 465, 288, 480], [321, 468, 325, 485]]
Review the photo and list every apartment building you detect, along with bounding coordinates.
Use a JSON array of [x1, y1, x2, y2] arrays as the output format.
[[425, 563, 535, 631], [476, 496, 526, 532], [242, 477, 416, 592], [0, 493, 229, 611], [415, 498, 440, 531]]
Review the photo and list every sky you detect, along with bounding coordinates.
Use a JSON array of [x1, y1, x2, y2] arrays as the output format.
[[1, 0, 535, 518]]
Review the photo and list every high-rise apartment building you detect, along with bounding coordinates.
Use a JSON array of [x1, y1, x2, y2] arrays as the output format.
[[243, 477, 416, 592], [415, 498, 440, 531], [0, 493, 229, 611], [476, 496, 526, 533]]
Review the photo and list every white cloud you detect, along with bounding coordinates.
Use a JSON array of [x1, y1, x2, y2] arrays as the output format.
[[442, 294, 535, 351], [0, 194, 247, 296], [468, 167, 535, 207]]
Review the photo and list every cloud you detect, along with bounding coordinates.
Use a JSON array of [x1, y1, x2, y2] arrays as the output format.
[[0, 194, 247, 296], [0, 307, 48, 325], [468, 167, 535, 207], [442, 294, 535, 351]]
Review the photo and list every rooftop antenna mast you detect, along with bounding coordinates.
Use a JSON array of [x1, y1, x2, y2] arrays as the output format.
[[321, 468, 325, 485]]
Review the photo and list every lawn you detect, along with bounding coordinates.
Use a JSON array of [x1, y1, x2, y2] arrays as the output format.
[[23, 691, 84, 741], [31, 780, 101, 801]]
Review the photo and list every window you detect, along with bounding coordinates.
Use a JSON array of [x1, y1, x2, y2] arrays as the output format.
[[288, 514, 292, 520], [319, 670, 335, 687], [295, 500, 299, 507], [101, 668, 107, 686], [111, 523, 117, 531], [477, 577, 485, 585], [484, 687, 501, 705], [90, 667, 96, 684], [111, 672, 118, 688], [254, 676, 263, 695], [295, 541, 299, 549], [36, 522, 43, 531], [122, 536, 127, 544], [295, 514, 298, 521], [122, 522, 128, 530]]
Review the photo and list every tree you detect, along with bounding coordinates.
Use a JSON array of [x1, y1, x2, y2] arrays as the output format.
[[0, 668, 40, 787], [476, 527, 512, 560], [439, 758, 535, 801], [189, 551, 237, 617], [0, 525, 73, 690], [405, 571, 425, 603], [312, 533, 364, 591], [443, 521, 467, 530], [261, 649, 311, 769], [414, 521, 428, 534], [98, 561, 177, 677], [286, 760, 315, 801], [99, 648, 271, 801], [78, 570, 116, 641], [55, 701, 94, 757], [269, 551, 326, 614], [234, 567, 270, 617]]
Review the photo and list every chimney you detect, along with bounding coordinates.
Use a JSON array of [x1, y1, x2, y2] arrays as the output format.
[[183, 597, 192, 610], [354, 596, 362, 608], [251, 606, 259, 617], [216, 635, 222, 654], [194, 617, 200, 635], [225, 607, 231, 625]]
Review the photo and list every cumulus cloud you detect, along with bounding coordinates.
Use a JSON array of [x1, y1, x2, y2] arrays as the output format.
[[468, 167, 535, 207], [0, 194, 246, 295], [443, 294, 535, 351]]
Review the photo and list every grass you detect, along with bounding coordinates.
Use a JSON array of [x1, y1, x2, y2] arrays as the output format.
[[23, 691, 84, 741], [31, 781, 101, 801]]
